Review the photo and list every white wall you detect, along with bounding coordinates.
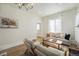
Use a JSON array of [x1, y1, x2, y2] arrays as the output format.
[[41, 17, 48, 35], [62, 9, 77, 41], [0, 4, 41, 51], [41, 8, 77, 41], [75, 6, 79, 43]]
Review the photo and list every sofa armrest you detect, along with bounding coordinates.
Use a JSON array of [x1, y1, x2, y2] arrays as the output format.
[[35, 43, 64, 56]]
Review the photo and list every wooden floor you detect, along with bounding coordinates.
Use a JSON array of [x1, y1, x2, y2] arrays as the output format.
[[0, 44, 27, 56]]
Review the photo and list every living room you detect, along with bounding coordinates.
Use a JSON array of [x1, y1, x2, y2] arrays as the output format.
[[0, 3, 79, 56]]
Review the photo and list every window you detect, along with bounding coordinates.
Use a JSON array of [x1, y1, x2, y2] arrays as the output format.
[[49, 20, 55, 32], [76, 13, 79, 26], [48, 18, 62, 33], [36, 23, 41, 35], [55, 19, 62, 32], [36, 23, 40, 31]]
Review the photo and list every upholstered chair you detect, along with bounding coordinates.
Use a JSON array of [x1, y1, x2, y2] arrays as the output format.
[[24, 39, 37, 56]]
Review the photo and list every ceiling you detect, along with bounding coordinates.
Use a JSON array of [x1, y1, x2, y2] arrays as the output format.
[[5, 3, 79, 17], [31, 3, 78, 17]]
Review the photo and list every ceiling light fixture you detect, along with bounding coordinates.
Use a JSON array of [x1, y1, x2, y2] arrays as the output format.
[[16, 3, 33, 11]]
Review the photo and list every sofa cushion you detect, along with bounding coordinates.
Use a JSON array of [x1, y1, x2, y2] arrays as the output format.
[[34, 43, 64, 56]]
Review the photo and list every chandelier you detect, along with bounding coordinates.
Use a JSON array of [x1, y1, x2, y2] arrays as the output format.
[[16, 3, 33, 10]]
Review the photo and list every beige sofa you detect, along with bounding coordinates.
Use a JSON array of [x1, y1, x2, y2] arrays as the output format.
[[24, 39, 65, 56], [46, 32, 71, 46], [46, 32, 65, 39], [34, 43, 65, 56]]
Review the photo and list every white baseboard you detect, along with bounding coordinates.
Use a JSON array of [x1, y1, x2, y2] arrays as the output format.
[[0, 41, 23, 51]]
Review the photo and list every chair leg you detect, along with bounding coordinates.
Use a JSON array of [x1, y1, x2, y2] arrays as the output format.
[[24, 49, 27, 55], [24, 48, 37, 56], [24, 49, 29, 55]]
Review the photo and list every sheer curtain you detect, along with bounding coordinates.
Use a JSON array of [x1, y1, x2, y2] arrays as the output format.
[[55, 19, 62, 33], [48, 17, 62, 33], [49, 20, 55, 32], [76, 13, 79, 26]]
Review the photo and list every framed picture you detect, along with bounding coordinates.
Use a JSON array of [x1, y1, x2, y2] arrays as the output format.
[[0, 17, 17, 28]]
